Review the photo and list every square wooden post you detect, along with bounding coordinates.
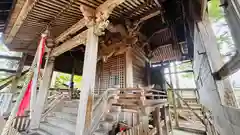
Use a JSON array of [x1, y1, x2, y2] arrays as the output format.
[[153, 107, 162, 135], [75, 26, 99, 135], [162, 105, 170, 135], [10, 53, 27, 92], [168, 65, 179, 128], [126, 48, 133, 87], [30, 57, 55, 129]]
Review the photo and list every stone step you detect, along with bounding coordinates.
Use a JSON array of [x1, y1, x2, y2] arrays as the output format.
[[61, 107, 78, 115], [93, 128, 109, 135], [110, 106, 121, 112], [35, 129, 51, 135], [98, 120, 115, 130], [45, 117, 76, 132], [39, 122, 74, 135], [63, 100, 79, 108], [53, 112, 77, 123], [104, 112, 119, 121]]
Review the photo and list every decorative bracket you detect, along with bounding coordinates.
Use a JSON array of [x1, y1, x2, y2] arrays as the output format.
[[80, 0, 125, 36]]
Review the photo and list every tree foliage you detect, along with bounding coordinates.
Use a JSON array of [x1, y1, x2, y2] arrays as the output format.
[[208, 0, 235, 61], [54, 72, 82, 89]]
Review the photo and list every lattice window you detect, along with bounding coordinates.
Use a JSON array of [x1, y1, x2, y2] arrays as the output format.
[[98, 54, 126, 90]]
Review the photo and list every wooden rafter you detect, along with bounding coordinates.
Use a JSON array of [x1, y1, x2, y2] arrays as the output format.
[[5, 0, 36, 44], [54, 18, 86, 44], [50, 0, 126, 57]]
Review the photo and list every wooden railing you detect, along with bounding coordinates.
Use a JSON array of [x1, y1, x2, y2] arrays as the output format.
[[114, 87, 171, 135], [1, 90, 67, 135], [12, 115, 30, 132], [90, 88, 119, 134], [42, 91, 65, 119], [7, 126, 22, 135]]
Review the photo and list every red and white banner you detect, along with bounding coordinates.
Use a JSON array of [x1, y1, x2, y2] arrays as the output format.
[[17, 35, 47, 116]]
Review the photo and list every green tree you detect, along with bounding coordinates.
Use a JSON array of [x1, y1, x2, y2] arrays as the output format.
[[54, 72, 82, 89], [208, 0, 235, 60]]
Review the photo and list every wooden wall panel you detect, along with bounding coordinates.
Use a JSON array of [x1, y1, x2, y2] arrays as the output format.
[[132, 47, 147, 87]]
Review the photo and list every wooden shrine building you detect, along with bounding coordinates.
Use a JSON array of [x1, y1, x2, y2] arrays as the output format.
[[1, 0, 240, 135]]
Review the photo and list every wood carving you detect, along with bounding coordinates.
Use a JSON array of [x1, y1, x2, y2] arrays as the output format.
[[96, 0, 125, 23], [79, 5, 95, 26]]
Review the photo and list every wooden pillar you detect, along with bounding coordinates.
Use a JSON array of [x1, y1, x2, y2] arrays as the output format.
[[168, 64, 179, 127], [69, 60, 75, 98], [153, 107, 162, 135], [146, 62, 151, 86], [75, 26, 99, 135], [10, 53, 27, 92], [126, 48, 133, 87], [141, 115, 149, 135], [173, 61, 181, 107], [30, 57, 55, 129], [162, 105, 170, 135], [166, 105, 173, 133]]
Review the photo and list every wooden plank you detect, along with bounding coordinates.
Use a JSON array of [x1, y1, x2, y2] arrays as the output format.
[[29, 57, 55, 129], [5, 0, 36, 44], [51, 30, 87, 57], [55, 18, 86, 44]]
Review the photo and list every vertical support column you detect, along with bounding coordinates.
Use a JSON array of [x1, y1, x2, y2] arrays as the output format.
[[153, 107, 162, 135], [141, 115, 149, 135], [10, 53, 27, 92], [30, 57, 55, 129], [162, 105, 170, 135], [126, 48, 133, 88], [146, 62, 151, 86], [69, 60, 75, 99], [167, 105, 173, 133], [173, 61, 181, 107], [168, 65, 179, 127], [75, 26, 99, 135]]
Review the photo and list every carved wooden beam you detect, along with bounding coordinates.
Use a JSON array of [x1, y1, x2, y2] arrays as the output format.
[[55, 18, 86, 44], [51, 30, 87, 57], [95, 0, 125, 22], [51, 0, 125, 57], [5, 0, 36, 44]]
